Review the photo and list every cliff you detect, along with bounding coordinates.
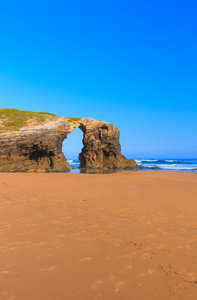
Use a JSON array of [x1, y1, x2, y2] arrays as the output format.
[[0, 109, 137, 172]]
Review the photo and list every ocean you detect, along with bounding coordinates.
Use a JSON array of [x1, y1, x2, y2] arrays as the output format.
[[67, 159, 81, 173], [135, 159, 197, 172], [67, 158, 197, 173]]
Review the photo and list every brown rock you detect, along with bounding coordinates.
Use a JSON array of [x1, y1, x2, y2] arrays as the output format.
[[79, 122, 137, 170], [0, 113, 137, 172]]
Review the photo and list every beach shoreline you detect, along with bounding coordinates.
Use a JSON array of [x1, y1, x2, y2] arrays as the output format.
[[0, 171, 197, 299], [67, 158, 197, 173]]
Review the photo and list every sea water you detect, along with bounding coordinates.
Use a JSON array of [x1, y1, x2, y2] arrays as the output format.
[[135, 158, 197, 172], [67, 159, 81, 173], [67, 158, 197, 173]]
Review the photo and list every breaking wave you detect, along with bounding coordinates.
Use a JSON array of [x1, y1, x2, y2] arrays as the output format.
[[66, 158, 197, 173], [135, 159, 197, 172]]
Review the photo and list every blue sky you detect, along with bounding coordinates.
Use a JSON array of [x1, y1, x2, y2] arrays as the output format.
[[0, 0, 196, 158]]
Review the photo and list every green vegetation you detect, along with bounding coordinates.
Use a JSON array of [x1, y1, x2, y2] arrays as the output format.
[[0, 108, 81, 133], [5, 119, 26, 127], [0, 108, 56, 118], [0, 108, 57, 132], [67, 117, 81, 122]]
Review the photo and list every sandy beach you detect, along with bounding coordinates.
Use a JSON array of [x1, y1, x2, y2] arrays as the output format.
[[0, 171, 197, 300]]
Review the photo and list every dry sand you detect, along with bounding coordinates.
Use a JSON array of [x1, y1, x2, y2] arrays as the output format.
[[0, 171, 197, 300]]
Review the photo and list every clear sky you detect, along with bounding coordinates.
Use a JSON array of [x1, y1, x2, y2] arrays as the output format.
[[0, 0, 196, 158]]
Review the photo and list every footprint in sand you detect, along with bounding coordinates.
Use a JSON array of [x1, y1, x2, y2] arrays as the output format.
[[120, 264, 133, 274], [39, 266, 57, 272], [92, 279, 105, 290], [78, 257, 92, 262], [142, 253, 151, 261], [115, 281, 126, 293]]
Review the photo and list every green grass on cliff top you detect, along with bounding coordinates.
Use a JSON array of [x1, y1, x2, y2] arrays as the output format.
[[67, 117, 81, 122], [0, 108, 56, 118], [0, 108, 57, 132], [0, 108, 81, 133]]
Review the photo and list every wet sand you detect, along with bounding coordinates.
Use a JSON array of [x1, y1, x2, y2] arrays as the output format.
[[0, 171, 197, 300]]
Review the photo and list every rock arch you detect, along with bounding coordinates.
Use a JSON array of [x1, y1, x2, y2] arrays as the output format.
[[62, 126, 83, 165], [0, 118, 137, 172]]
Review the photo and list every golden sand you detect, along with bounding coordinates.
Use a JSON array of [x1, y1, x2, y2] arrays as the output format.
[[0, 172, 197, 299]]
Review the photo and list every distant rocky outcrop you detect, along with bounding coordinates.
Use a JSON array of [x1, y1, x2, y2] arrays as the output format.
[[0, 109, 137, 172]]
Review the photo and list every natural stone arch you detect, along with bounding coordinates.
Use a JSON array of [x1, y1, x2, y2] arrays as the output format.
[[62, 126, 83, 166], [0, 117, 137, 172]]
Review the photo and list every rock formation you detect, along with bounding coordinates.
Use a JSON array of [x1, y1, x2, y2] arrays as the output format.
[[0, 110, 137, 172]]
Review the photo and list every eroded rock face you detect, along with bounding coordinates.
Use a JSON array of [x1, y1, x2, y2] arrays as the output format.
[[0, 118, 137, 172], [79, 120, 136, 170]]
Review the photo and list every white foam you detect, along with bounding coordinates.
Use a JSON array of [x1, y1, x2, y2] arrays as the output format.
[[134, 158, 197, 171]]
